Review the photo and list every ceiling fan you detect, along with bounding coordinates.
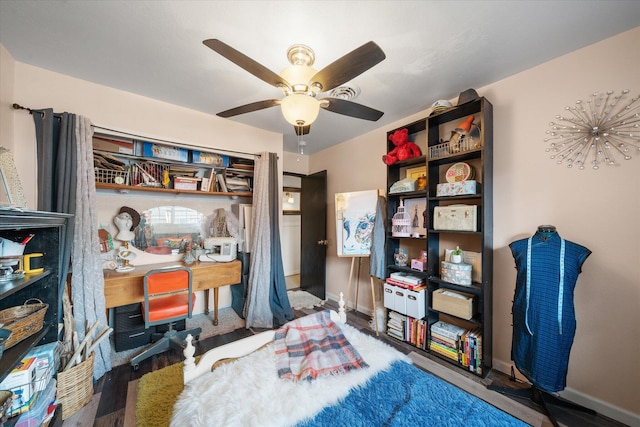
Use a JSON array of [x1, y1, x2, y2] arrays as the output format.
[[203, 39, 386, 135]]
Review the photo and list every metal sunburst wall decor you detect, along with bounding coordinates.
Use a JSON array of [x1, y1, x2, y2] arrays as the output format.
[[544, 90, 640, 170]]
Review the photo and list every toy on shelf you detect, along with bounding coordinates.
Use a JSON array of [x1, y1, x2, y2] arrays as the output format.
[[382, 128, 421, 165]]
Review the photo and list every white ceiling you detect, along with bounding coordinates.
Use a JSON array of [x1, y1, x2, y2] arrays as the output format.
[[1, 1, 639, 154]]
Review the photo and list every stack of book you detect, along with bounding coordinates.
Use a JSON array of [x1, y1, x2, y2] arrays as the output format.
[[387, 311, 406, 341], [429, 320, 464, 362], [386, 313, 428, 350], [429, 320, 483, 375], [386, 272, 425, 290]]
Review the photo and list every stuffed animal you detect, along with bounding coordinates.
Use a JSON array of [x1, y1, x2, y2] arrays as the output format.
[[382, 128, 422, 165]]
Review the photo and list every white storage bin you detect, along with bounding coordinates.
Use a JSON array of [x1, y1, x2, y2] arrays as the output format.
[[383, 282, 395, 311], [384, 282, 425, 318], [393, 287, 407, 315], [406, 288, 426, 319]]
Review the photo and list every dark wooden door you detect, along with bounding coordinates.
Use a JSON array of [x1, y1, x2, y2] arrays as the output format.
[[300, 170, 327, 299]]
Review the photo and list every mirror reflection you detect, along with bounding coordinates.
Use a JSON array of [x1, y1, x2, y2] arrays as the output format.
[[133, 206, 203, 254]]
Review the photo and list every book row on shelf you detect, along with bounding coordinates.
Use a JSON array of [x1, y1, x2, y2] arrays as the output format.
[[387, 312, 428, 349], [430, 320, 483, 375], [386, 312, 483, 375]]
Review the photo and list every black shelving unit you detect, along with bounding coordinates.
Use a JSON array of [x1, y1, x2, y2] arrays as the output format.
[[384, 98, 493, 377], [0, 210, 70, 382]]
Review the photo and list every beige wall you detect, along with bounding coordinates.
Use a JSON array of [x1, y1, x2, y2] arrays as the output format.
[[311, 27, 640, 423], [1, 49, 283, 310]]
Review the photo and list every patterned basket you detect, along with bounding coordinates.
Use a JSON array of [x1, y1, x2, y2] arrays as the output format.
[[57, 352, 94, 420], [0, 298, 48, 349]]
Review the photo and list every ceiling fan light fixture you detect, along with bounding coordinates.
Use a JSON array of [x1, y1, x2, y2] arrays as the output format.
[[279, 64, 317, 93], [281, 94, 320, 126]]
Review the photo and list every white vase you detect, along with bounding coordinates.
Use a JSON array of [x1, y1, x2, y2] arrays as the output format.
[[451, 254, 463, 264]]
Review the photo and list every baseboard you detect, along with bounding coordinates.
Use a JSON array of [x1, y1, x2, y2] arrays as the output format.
[[326, 291, 375, 317], [492, 358, 640, 427]]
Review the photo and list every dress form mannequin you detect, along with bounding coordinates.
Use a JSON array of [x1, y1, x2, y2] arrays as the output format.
[[114, 206, 140, 242], [489, 225, 596, 426], [114, 212, 135, 241]]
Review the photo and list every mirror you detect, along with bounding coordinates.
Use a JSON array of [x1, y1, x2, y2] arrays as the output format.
[[133, 206, 204, 254], [282, 187, 300, 215]]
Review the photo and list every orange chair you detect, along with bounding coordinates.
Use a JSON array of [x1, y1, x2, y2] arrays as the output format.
[[130, 266, 202, 370]]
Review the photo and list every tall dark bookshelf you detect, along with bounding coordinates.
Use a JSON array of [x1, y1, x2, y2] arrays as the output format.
[[384, 98, 493, 377]]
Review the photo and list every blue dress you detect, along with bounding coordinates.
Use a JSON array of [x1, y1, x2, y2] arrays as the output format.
[[509, 231, 591, 392]]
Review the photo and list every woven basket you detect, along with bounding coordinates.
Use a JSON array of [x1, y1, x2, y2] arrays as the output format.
[[0, 298, 48, 349], [58, 352, 94, 420]]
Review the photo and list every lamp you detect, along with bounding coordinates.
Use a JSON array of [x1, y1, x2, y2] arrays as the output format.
[[117, 242, 136, 272], [281, 94, 320, 127], [278, 45, 321, 127]]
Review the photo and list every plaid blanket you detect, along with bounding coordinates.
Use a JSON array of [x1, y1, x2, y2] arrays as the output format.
[[274, 310, 369, 381]]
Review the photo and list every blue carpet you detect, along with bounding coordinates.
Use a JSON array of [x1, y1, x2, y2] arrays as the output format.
[[296, 361, 528, 427]]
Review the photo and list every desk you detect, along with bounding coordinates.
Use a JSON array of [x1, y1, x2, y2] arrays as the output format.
[[103, 260, 241, 325]]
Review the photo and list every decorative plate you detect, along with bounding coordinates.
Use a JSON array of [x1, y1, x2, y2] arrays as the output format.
[[445, 162, 474, 183]]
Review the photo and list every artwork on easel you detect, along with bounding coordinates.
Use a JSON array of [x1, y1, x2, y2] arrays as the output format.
[[335, 189, 379, 257]]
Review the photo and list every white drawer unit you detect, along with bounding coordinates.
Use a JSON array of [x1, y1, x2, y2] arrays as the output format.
[[384, 282, 426, 319]]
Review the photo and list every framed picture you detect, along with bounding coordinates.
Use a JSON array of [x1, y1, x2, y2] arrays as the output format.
[[335, 189, 379, 257], [403, 197, 427, 236], [406, 165, 426, 179], [0, 147, 27, 208]]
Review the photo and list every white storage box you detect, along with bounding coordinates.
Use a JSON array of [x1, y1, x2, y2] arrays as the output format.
[[173, 176, 199, 190], [432, 288, 476, 320], [0, 356, 37, 416], [383, 282, 395, 311], [405, 288, 426, 319], [433, 205, 477, 231], [393, 287, 407, 315], [384, 282, 426, 319]]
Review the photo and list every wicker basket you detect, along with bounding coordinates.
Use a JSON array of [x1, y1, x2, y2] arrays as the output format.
[[57, 352, 94, 420], [0, 298, 48, 349]]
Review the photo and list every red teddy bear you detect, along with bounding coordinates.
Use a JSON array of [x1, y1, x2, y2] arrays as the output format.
[[382, 128, 421, 165]]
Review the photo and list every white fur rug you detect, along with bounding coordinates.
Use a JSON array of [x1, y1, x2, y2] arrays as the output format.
[[171, 323, 409, 427]]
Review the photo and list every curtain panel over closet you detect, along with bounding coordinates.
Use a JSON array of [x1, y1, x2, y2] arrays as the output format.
[[244, 152, 294, 328], [33, 110, 111, 380]]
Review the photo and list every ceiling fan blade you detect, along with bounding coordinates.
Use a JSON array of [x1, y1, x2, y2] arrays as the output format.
[[310, 41, 386, 92], [203, 39, 290, 90], [320, 98, 384, 121], [217, 99, 281, 118], [294, 125, 310, 136]]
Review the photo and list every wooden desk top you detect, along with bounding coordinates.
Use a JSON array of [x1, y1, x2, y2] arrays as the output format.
[[103, 260, 241, 309]]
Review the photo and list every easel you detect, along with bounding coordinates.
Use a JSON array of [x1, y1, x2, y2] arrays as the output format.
[[335, 189, 383, 337], [344, 256, 379, 336]]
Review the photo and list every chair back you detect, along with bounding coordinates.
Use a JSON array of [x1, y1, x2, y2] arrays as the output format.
[[142, 266, 194, 328]]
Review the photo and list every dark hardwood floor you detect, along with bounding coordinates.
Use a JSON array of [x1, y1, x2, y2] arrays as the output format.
[[86, 300, 627, 427]]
